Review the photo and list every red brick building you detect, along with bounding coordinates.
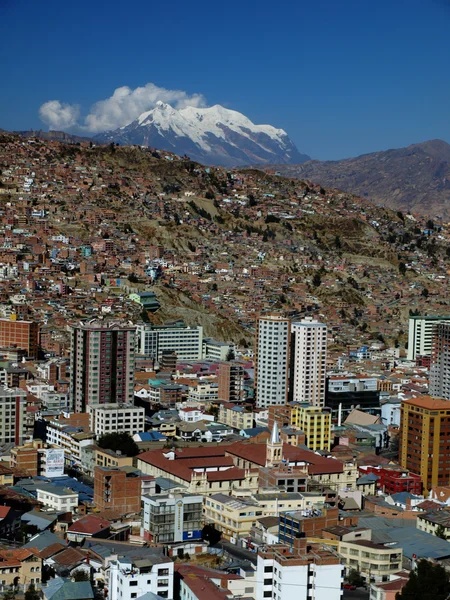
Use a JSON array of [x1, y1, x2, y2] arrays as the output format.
[[0, 318, 39, 358], [358, 465, 422, 495], [93, 466, 141, 515]]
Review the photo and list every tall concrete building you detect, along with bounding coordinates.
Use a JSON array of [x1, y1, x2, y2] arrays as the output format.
[[400, 395, 450, 492], [0, 387, 27, 445], [407, 315, 450, 361], [290, 317, 327, 406], [136, 321, 203, 361], [217, 362, 244, 403], [255, 314, 290, 408], [430, 322, 450, 399], [70, 319, 136, 412], [0, 316, 39, 358]]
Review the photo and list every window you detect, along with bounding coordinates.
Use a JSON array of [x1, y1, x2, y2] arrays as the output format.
[[130, 582, 138, 587]]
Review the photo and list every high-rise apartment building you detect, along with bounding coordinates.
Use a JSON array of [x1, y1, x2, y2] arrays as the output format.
[[0, 387, 27, 445], [407, 315, 450, 361], [290, 317, 327, 406], [0, 317, 39, 358], [136, 321, 203, 360], [430, 323, 450, 399], [255, 314, 290, 408], [217, 362, 244, 402], [400, 395, 450, 492], [70, 319, 136, 412]]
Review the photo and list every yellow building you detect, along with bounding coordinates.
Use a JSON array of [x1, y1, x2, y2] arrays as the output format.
[[218, 403, 254, 431], [94, 447, 134, 469], [0, 549, 42, 587], [204, 493, 263, 541], [339, 539, 402, 582], [290, 403, 331, 451]]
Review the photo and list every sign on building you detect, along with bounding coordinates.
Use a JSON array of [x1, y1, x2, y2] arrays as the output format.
[[44, 448, 65, 478]]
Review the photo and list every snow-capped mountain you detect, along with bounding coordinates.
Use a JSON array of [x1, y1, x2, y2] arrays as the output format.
[[95, 102, 310, 166]]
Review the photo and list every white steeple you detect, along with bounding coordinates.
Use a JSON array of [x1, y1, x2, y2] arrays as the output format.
[[266, 420, 283, 467], [270, 419, 280, 444]]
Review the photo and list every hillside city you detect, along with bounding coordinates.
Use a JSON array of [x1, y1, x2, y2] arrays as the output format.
[[1, 132, 450, 600]]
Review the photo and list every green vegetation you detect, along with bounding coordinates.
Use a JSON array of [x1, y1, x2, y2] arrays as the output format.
[[97, 432, 140, 457]]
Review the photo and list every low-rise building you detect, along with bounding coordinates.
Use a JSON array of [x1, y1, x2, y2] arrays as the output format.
[[218, 403, 254, 430], [87, 403, 145, 436], [143, 493, 203, 544], [256, 536, 343, 600], [109, 556, 174, 600], [339, 539, 403, 583], [93, 466, 141, 515], [36, 483, 78, 512]]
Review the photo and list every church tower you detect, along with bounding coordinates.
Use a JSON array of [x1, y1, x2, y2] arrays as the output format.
[[266, 420, 283, 467]]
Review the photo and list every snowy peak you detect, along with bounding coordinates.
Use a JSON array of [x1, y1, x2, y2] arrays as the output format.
[[96, 103, 310, 167]]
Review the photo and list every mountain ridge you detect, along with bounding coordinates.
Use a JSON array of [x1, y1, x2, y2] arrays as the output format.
[[263, 139, 450, 217], [95, 102, 310, 167]]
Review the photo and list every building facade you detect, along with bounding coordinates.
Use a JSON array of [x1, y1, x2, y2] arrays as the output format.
[[109, 556, 173, 600], [93, 466, 141, 515], [136, 321, 203, 361], [256, 536, 343, 600], [70, 319, 136, 412], [142, 493, 203, 543], [407, 315, 450, 361], [255, 314, 290, 408], [217, 363, 245, 403], [0, 387, 27, 445], [290, 403, 331, 451], [400, 395, 450, 492], [290, 318, 327, 407], [87, 403, 145, 436], [0, 317, 39, 358], [430, 322, 450, 399]]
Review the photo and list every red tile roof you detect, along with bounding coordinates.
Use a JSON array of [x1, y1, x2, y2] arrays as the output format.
[[68, 515, 111, 534], [226, 442, 344, 474]]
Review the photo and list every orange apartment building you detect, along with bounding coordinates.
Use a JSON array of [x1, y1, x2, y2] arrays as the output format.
[[400, 395, 450, 492], [0, 317, 39, 358]]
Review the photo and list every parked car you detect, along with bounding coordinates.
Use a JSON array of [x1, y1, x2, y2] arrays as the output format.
[[343, 584, 356, 590]]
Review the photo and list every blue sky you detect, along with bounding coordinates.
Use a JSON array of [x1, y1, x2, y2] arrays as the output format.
[[1, 0, 450, 159]]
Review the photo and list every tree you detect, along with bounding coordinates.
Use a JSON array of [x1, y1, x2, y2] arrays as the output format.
[[97, 432, 139, 457], [128, 273, 139, 283], [226, 348, 236, 361], [3, 590, 16, 600], [346, 569, 364, 588], [24, 585, 40, 600], [71, 569, 91, 582], [396, 559, 450, 600], [335, 235, 342, 249], [435, 524, 447, 540], [399, 262, 407, 276], [312, 272, 322, 287], [422, 287, 429, 298]]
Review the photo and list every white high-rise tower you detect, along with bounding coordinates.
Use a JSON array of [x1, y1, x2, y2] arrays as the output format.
[[255, 314, 290, 408], [291, 317, 327, 406]]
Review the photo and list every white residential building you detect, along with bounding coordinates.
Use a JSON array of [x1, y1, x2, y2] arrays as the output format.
[[255, 314, 290, 408], [202, 338, 236, 361], [407, 315, 450, 360], [178, 407, 214, 423], [291, 317, 327, 406], [87, 403, 145, 436], [36, 484, 79, 512], [256, 537, 343, 600], [136, 322, 203, 360], [109, 556, 174, 600]]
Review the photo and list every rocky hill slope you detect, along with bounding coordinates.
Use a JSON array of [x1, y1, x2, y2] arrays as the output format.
[[266, 139, 450, 218], [2, 132, 450, 350]]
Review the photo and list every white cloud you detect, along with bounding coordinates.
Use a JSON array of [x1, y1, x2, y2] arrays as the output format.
[[38, 100, 80, 130], [38, 83, 207, 133]]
